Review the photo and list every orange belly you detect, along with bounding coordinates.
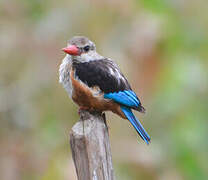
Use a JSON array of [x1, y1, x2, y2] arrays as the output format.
[[70, 69, 126, 119]]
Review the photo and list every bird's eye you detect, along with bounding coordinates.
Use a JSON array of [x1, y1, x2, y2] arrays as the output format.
[[83, 45, 90, 52]]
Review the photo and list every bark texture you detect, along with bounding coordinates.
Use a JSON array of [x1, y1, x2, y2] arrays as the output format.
[[70, 110, 114, 180]]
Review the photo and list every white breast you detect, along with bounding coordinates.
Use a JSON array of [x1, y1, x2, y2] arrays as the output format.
[[59, 55, 73, 98]]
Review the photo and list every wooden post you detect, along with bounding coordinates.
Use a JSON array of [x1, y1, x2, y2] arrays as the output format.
[[70, 110, 114, 180]]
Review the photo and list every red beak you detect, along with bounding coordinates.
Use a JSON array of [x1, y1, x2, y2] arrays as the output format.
[[62, 45, 79, 55]]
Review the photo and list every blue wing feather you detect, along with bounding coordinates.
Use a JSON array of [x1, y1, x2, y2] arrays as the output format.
[[104, 90, 150, 144], [124, 91, 140, 105], [104, 90, 140, 108]]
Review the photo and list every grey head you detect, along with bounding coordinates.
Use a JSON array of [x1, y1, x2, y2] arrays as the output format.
[[62, 36, 102, 63], [68, 36, 96, 51]]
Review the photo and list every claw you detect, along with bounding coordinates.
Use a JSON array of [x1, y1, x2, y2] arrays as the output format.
[[78, 106, 89, 115]]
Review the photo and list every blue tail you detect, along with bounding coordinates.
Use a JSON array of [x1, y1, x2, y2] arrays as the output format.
[[121, 106, 151, 144]]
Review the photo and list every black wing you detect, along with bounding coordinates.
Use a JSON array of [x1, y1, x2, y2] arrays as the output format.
[[73, 59, 131, 94]]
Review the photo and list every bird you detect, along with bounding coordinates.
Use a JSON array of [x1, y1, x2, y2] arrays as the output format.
[[59, 36, 150, 144]]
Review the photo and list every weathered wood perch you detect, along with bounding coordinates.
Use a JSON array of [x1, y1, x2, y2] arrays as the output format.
[[70, 110, 114, 180]]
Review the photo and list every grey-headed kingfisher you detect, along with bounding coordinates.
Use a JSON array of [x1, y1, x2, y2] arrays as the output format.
[[59, 36, 150, 144]]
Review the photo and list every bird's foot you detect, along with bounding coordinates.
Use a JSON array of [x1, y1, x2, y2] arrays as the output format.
[[78, 106, 102, 116], [78, 106, 89, 115]]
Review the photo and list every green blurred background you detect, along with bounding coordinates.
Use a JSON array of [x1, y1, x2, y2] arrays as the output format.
[[0, 0, 208, 179]]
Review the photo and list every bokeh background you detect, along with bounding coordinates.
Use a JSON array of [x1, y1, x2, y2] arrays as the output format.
[[1, 0, 208, 179]]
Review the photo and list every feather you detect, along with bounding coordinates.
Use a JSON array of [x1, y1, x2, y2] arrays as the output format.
[[104, 90, 140, 108], [121, 106, 150, 144], [73, 59, 131, 93], [124, 91, 140, 105]]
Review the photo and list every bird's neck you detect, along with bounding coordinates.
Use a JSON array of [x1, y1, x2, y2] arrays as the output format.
[[72, 51, 103, 63]]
